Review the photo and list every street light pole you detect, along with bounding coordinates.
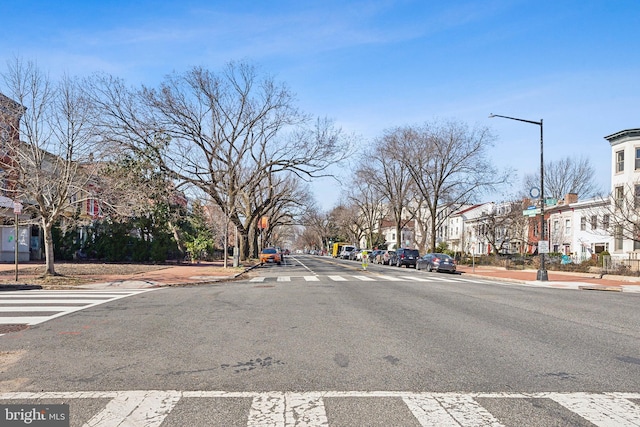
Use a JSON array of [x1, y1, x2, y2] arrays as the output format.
[[489, 113, 548, 281]]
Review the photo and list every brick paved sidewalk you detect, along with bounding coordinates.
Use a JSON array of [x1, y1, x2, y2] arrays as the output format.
[[458, 265, 640, 290]]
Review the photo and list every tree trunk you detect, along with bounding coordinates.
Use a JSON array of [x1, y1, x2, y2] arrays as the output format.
[[42, 219, 56, 275]]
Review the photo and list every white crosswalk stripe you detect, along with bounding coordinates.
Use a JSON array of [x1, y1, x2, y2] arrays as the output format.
[[352, 275, 376, 281], [0, 289, 154, 327], [1, 390, 639, 426]]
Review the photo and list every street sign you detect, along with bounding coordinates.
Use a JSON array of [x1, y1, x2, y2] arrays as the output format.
[[13, 202, 22, 215], [538, 240, 549, 254]]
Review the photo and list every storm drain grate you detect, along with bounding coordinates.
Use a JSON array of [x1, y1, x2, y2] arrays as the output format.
[[0, 324, 30, 334]]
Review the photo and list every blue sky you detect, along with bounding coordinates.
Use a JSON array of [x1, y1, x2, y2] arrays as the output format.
[[1, 0, 639, 210]]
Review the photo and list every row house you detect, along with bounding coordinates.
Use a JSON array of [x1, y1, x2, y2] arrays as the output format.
[[544, 195, 611, 261]]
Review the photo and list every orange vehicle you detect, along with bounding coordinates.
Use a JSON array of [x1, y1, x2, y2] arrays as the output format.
[[259, 247, 282, 265]]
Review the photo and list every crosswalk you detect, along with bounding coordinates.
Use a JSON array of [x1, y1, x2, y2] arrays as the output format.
[[1, 390, 638, 426], [249, 274, 640, 293], [0, 289, 154, 332], [250, 274, 481, 284]]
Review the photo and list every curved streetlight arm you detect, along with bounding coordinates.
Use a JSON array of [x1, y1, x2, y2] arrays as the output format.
[[489, 113, 541, 126]]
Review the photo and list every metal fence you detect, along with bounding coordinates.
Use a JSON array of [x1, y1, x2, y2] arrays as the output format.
[[602, 255, 640, 274]]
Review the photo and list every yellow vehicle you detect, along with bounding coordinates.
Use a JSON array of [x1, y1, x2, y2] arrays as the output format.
[[332, 242, 350, 258]]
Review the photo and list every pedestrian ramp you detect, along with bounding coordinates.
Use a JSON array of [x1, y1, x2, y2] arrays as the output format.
[[1, 390, 638, 426]]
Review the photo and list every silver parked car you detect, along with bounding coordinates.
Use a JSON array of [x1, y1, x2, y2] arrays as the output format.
[[416, 253, 457, 273]]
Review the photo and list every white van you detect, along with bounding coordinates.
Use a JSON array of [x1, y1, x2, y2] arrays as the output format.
[[339, 245, 356, 259]]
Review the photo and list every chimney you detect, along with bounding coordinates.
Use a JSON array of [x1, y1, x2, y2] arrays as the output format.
[[564, 193, 578, 205]]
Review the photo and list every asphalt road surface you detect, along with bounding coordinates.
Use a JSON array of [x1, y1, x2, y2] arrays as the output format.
[[1, 254, 639, 426]]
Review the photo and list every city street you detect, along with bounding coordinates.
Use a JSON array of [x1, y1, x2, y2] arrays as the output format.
[[1, 255, 639, 426]]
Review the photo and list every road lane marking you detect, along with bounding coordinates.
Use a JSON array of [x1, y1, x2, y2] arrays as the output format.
[[1, 391, 639, 426], [248, 392, 285, 426], [352, 275, 375, 281], [0, 290, 154, 327], [327, 276, 347, 281], [85, 390, 181, 427], [549, 393, 640, 426], [404, 394, 504, 426], [303, 276, 320, 281], [375, 275, 407, 281]]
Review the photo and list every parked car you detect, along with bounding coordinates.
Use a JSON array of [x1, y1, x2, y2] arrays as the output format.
[[356, 249, 373, 261], [349, 248, 360, 261], [371, 250, 384, 263], [339, 245, 356, 259], [259, 247, 282, 265], [382, 250, 395, 265], [417, 253, 456, 273], [392, 248, 419, 268]]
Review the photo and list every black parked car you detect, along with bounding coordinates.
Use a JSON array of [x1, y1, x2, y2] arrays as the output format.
[[392, 248, 419, 268], [416, 253, 457, 273]]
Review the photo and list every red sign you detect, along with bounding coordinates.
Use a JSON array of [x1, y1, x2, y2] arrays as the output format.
[[258, 216, 269, 230]]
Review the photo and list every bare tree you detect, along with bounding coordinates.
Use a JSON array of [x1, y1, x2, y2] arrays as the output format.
[[89, 62, 351, 262], [1, 59, 101, 275], [399, 119, 511, 252], [344, 168, 387, 248], [522, 155, 601, 200], [594, 183, 640, 249], [475, 201, 528, 255], [359, 132, 417, 249]]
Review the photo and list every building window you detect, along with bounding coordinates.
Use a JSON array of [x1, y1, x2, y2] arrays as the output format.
[[635, 224, 640, 250], [553, 220, 559, 232], [635, 185, 640, 209], [615, 225, 623, 251], [565, 219, 571, 234], [615, 186, 625, 210], [591, 215, 597, 230], [616, 150, 625, 173], [603, 214, 610, 229], [580, 217, 586, 231], [636, 147, 640, 170]]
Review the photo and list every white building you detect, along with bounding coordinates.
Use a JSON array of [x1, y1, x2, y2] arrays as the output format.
[[546, 195, 612, 262], [605, 128, 640, 257]]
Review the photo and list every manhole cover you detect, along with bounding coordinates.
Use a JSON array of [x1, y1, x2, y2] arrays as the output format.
[[0, 324, 29, 334]]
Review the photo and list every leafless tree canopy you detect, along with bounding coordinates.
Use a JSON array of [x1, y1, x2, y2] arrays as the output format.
[[358, 133, 417, 249], [89, 61, 351, 259], [522, 155, 601, 200]]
